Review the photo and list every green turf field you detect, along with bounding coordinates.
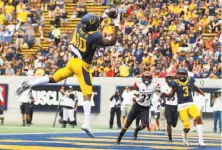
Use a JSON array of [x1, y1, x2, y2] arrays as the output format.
[[0, 124, 221, 150]]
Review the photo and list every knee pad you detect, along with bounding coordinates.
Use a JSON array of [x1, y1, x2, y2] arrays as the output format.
[[183, 128, 190, 133]]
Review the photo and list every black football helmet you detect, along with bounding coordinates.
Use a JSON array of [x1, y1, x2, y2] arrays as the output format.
[[81, 13, 100, 32], [177, 68, 188, 82], [142, 71, 152, 85], [165, 73, 174, 86]]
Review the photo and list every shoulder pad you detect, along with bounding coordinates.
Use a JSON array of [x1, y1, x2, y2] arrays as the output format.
[[171, 80, 178, 87]]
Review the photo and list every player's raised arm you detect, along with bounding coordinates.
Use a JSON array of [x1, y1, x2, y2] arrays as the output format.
[[100, 8, 120, 46]]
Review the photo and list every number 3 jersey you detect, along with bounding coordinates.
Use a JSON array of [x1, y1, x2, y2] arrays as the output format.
[[133, 81, 159, 107], [171, 77, 195, 110], [161, 84, 178, 106]]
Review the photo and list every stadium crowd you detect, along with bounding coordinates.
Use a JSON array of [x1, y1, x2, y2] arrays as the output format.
[[0, 0, 221, 79]]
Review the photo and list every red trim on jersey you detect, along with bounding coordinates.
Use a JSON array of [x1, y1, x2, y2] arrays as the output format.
[[133, 82, 139, 90]]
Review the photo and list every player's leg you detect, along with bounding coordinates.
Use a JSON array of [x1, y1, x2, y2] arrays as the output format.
[[25, 103, 31, 126], [165, 105, 173, 143], [219, 111, 222, 133], [116, 107, 121, 129], [116, 103, 139, 144], [179, 107, 190, 146], [121, 107, 127, 126], [193, 119, 197, 132], [20, 103, 26, 126], [188, 104, 204, 145], [213, 111, 218, 133], [159, 107, 166, 131], [135, 114, 140, 128], [155, 112, 160, 131], [133, 107, 149, 140], [109, 107, 115, 129], [0, 115, 4, 125], [74, 59, 94, 137], [172, 106, 178, 128], [16, 58, 74, 95], [68, 109, 75, 127], [62, 107, 68, 128]]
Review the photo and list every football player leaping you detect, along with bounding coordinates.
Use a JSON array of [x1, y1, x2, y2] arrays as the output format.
[[116, 71, 160, 145], [16, 12, 120, 137], [161, 68, 205, 146]]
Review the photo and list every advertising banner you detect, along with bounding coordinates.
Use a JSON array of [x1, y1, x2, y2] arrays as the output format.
[[0, 84, 8, 110], [32, 85, 101, 113]]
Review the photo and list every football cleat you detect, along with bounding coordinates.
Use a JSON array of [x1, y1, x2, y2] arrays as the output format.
[[133, 130, 138, 140], [199, 140, 205, 146], [16, 81, 30, 95], [81, 126, 94, 138], [168, 139, 173, 144], [182, 132, 189, 146]]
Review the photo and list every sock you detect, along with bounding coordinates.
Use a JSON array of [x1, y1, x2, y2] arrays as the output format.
[[168, 134, 172, 141], [197, 124, 203, 142], [23, 120, 25, 124], [83, 101, 91, 128], [29, 76, 49, 87], [117, 128, 127, 143], [135, 125, 145, 132]]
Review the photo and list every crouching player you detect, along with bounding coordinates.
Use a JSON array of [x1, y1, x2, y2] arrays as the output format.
[[116, 71, 160, 144], [161, 68, 205, 146]]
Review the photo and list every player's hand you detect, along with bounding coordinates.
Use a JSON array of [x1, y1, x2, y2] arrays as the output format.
[[102, 9, 109, 18], [160, 93, 166, 98], [112, 13, 120, 27]]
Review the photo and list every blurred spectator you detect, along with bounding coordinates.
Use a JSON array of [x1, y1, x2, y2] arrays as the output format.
[[17, 7, 29, 24], [54, 6, 61, 27], [7, 21, 16, 37], [48, 1, 56, 18], [121, 86, 133, 125], [0, 10, 5, 29], [5, 63, 15, 76], [40, 0, 48, 11], [61, 9, 68, 27], [3, 27, 12, 43], [0, 104, 4, 125], [15, 26, 24, 51], [109, 89, 122, 129], [4, 3, 15, 23], [211, 91, 222, 133], [24, 24, 34, 49], [76, 2, 87, 18], [106, 64, 115, 77], [52, 26, 61, 46]]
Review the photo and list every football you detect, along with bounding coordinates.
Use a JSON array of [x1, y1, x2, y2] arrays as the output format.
[[105, 8, 119, 19]]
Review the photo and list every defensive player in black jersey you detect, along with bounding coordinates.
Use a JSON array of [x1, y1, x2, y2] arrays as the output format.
[[160, 73, 178, 143], [16, 12, 120, 137]]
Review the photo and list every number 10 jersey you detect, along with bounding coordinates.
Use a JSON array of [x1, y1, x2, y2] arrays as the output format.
[[133, 81, 159, 107]]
